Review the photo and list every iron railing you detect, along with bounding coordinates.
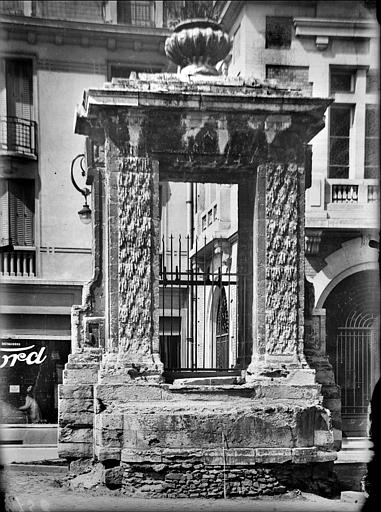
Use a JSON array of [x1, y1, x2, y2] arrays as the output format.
[[0, 117, 38, 157], [160, 234, 247, 380]]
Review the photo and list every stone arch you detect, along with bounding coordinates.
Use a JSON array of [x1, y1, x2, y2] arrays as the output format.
[[311, 237, 379, 309]]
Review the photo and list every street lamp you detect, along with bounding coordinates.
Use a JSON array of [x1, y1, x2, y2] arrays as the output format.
[[71, 153, 92, 224]]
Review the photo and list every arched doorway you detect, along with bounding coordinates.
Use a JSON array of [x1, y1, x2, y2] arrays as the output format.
[[324, 270, 380, 437], [215, 287, 229, 368]]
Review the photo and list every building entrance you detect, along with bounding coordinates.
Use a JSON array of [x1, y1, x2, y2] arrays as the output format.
[[325, 270, 380, 437]]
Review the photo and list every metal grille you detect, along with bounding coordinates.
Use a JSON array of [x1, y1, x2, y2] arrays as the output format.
[[0, 117, 37, 157], [335, 327, 374, 415], [159, 235, 246, 379]]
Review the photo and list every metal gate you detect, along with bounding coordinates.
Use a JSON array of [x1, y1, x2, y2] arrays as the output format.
[[335, 327, 375, 417], [159, 234, 248, 380]]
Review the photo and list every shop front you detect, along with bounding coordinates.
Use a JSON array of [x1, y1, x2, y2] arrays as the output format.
[[0, 338, 71, 424], [0, 282, 82, 450]]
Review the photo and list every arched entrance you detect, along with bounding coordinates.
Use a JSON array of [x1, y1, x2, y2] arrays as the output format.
[[324, 270, 380, 436]]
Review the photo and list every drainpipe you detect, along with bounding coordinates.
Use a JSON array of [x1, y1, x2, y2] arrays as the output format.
[[186, 183, 194, 246]]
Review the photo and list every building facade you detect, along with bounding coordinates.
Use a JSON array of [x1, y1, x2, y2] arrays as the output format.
[[0, 0, 184, 429]]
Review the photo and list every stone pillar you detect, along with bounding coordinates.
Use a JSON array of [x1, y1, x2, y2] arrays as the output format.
[[305, 308, 342, 449], [117, 156, 162, 373], [99, 149, 163, 382], [237, 178, 255, 368], [247, 163, 312, 383]]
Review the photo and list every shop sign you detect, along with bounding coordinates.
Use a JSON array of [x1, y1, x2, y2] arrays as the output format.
[[0, 342, 47, 368]]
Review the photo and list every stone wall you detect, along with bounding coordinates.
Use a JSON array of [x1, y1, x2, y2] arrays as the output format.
[[120, 460, 338, 498], [67, 455, 338, 498]]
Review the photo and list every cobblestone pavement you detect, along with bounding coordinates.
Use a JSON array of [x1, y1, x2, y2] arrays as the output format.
[[1, 466, 363, 512]]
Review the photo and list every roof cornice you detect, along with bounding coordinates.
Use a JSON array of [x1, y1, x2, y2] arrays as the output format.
[[0, 14, 172, 44], [294, 17, 379, 39]]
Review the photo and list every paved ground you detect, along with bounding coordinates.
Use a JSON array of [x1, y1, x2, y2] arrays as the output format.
[[0, 465, 365, 512]]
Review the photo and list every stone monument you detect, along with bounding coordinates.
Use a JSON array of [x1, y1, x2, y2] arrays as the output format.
[[58, 19, 337, 497]]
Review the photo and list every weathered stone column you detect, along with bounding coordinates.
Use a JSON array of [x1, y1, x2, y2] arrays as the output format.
[[247, 162, 312, 383], [117, 156, 162, 373], [99, 146, 163, 382]]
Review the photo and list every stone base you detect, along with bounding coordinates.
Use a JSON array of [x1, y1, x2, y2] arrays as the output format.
[[64, 456, 339, 498], [60, 380, 337, 497]]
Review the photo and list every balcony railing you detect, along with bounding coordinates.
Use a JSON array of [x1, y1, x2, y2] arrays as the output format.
[[332, 184, 359, 203], [0, 247, 36, 277], [0, 116, 38, 157], [0, 1, 24, 16], [368, 184, 379, 202]]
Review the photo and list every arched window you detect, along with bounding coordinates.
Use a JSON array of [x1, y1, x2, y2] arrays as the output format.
[[215, 287, 229, 368]]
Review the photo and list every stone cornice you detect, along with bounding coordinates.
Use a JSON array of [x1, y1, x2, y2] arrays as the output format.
[[0, 14, 171, 49], [294, 17, 379, 39], [77, 76, 332, 122]]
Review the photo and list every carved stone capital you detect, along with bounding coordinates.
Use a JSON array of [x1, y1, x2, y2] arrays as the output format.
[[305, 229, 323, 255]]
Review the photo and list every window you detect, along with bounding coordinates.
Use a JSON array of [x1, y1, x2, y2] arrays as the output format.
[[364, 104, 379, 179], [0, 1, 24, 16], [215, 287, 229, 368], [366, 69, 379, 94], [0, 179, 34, 246], [0, 337, 70, 424], [266, 17, 292, 49], [266, 65, 309, 85], [330, 68, 355, 94], [108, 64, 161, 81], [329, 106, 352, 179], [4, 59, 33, 120], [117, 1, 154, 26], [109, 65, 135, 80], [1, 58, 36, 155]]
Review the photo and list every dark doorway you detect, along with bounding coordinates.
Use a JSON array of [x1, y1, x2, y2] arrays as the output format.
[[324, 270, 380, 436]]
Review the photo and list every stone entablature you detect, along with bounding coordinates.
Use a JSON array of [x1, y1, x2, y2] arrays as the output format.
[[76, 74, 329, 182]]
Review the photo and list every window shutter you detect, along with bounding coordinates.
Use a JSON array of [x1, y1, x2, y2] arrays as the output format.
[[8, 180, 17, 245], [117, 1, 132, 23], [23, 181, 34, 246], [0, 59, 7, 117], [5, 59, 33, 120], [0, 180, 10, 246], [8, 179, 34, 246]]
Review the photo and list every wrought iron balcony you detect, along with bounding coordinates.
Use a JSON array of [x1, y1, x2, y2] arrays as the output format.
[[0, 116, 38, 158]]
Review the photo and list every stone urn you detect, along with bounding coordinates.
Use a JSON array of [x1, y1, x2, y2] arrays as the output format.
[[165, 18, 232, 76]]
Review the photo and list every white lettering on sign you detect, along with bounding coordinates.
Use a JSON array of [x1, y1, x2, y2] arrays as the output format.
[[0, 345, 47, 368]]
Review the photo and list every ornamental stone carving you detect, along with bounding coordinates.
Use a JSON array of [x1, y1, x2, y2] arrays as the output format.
[[165, 19, 232, 76]]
